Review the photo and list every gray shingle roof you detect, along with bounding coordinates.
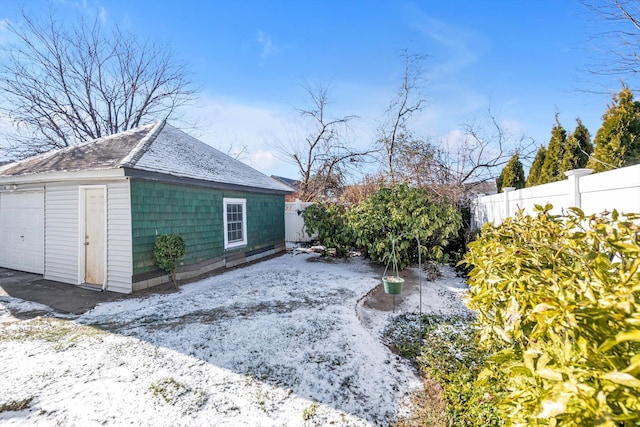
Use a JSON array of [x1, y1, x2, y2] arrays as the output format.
[[0, 122, 292, 193], [0, 124, 156, 176]]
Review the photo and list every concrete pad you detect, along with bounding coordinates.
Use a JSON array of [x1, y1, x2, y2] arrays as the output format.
[[0, 268, 175, 315]]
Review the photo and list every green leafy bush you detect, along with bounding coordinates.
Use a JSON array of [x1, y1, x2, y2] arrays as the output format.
[[347, 184, 461, 269], [302, 201, 353, 256], [154, 233, 186, 288], [385, 314, 502, 426], [463, 205, 640, 426]]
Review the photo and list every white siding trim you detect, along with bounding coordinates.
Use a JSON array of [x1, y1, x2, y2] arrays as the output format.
[[0, 168, 125, 186], [105, 180, 132, 293], [44, 184, 79, 284]]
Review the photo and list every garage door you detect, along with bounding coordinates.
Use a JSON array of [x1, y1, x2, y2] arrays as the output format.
[[0, 191, 44, 274]]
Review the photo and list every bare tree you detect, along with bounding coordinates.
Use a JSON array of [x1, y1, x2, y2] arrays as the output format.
[[395, 134, 447, 189], [377, 50, 427, 183], [437, 111, 536, 202], [393, 110, 535, 203], [582, 0, 640, 88], [0, 10, 195, 158], [276, 83, 374, 202]]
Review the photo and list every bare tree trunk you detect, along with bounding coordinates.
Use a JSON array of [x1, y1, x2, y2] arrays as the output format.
[[378, 50, 427, 183], [170, 270, 179, 290]]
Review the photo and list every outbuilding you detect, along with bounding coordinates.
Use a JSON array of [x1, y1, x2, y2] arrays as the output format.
[[0, 121, 292, 293]]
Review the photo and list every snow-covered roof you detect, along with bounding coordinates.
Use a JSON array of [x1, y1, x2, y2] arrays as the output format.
[[0, 124, 158, 176], [0, 121, 292, 193], [270, 175, 300, 191]]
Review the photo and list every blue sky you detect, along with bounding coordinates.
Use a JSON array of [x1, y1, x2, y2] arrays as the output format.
[[0, 0, 626, 178]]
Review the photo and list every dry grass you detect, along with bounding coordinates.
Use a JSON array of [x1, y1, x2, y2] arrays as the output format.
[[394, 377, 447, 427], [0, 396, 33, 413]]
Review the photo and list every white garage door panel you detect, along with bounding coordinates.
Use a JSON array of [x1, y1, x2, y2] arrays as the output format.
[[0, 191, 45, 274]]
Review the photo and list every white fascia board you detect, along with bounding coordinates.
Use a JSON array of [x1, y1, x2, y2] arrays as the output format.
[[0, 168, 126, 185]]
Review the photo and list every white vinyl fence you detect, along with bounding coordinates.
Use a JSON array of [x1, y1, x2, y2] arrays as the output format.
[[285, 200, 315, 243], [472, 164, 640, 229]]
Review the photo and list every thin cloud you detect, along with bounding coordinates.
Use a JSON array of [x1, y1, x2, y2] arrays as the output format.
[[0, 19, 10, 44], [257, 30, 278, 59], [98, 6, 107, 25], [183, 95, 297, 177], [67, 1, 109, 25], [419, 19, 484, 78]]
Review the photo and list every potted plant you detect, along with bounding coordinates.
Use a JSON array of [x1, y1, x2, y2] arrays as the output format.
[[382, 236, 404, 295], [382, 275, 404, 295]]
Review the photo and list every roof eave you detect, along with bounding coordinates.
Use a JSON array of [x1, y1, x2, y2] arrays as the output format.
[[0, 168, 126, 185], [123, 168, 291, 195]]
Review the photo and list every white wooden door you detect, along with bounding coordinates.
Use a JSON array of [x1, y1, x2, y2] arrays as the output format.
[[83, 188, 105, 285], [0, 191, 44, 274]]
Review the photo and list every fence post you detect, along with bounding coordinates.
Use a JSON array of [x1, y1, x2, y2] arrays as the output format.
[[564, 169, 593, 209], [502, 187, 515, 220]]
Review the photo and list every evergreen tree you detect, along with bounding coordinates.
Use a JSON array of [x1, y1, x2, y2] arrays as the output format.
[[526, 146, 547, 187], [560, 118, 593, 174], [588, 86, 640, 172], [539, 114, 567, 183], [497, 153, 525, 192]]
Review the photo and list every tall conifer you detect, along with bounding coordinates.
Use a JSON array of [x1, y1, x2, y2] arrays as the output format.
[[539, 114, 567, 184], [526, 146, 547, 187], [560, 118, 593, 174], [497, 153, 525, 192], [588, 86, 640, 172]]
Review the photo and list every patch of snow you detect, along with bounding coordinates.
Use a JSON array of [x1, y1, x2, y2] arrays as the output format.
[[356, 264, 471, 338], [397, 265, 471, 317], [0, 253, 469, 426], [0, 297, 57, 323]]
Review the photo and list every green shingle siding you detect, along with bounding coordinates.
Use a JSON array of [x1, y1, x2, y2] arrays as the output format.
[[130, 180, 284, 275]]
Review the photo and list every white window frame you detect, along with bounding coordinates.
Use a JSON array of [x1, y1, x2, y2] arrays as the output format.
[[223, 198, 247, 249]]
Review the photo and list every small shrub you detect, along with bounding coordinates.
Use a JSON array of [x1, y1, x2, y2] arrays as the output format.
[[154, 234, 186, 288], [462, 206, 640, 425], [444, 203, 477, 271], [385, 314, 502, 426], [302, 202, 353, 257]]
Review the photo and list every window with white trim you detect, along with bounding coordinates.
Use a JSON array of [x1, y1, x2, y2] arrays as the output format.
[[223, 198, 247, 249]]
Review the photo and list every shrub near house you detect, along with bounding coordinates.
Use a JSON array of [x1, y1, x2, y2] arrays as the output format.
[[463, 205, 640, 426]]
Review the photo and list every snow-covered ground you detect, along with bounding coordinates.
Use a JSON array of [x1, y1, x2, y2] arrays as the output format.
[[0, 252, 469, 426]]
